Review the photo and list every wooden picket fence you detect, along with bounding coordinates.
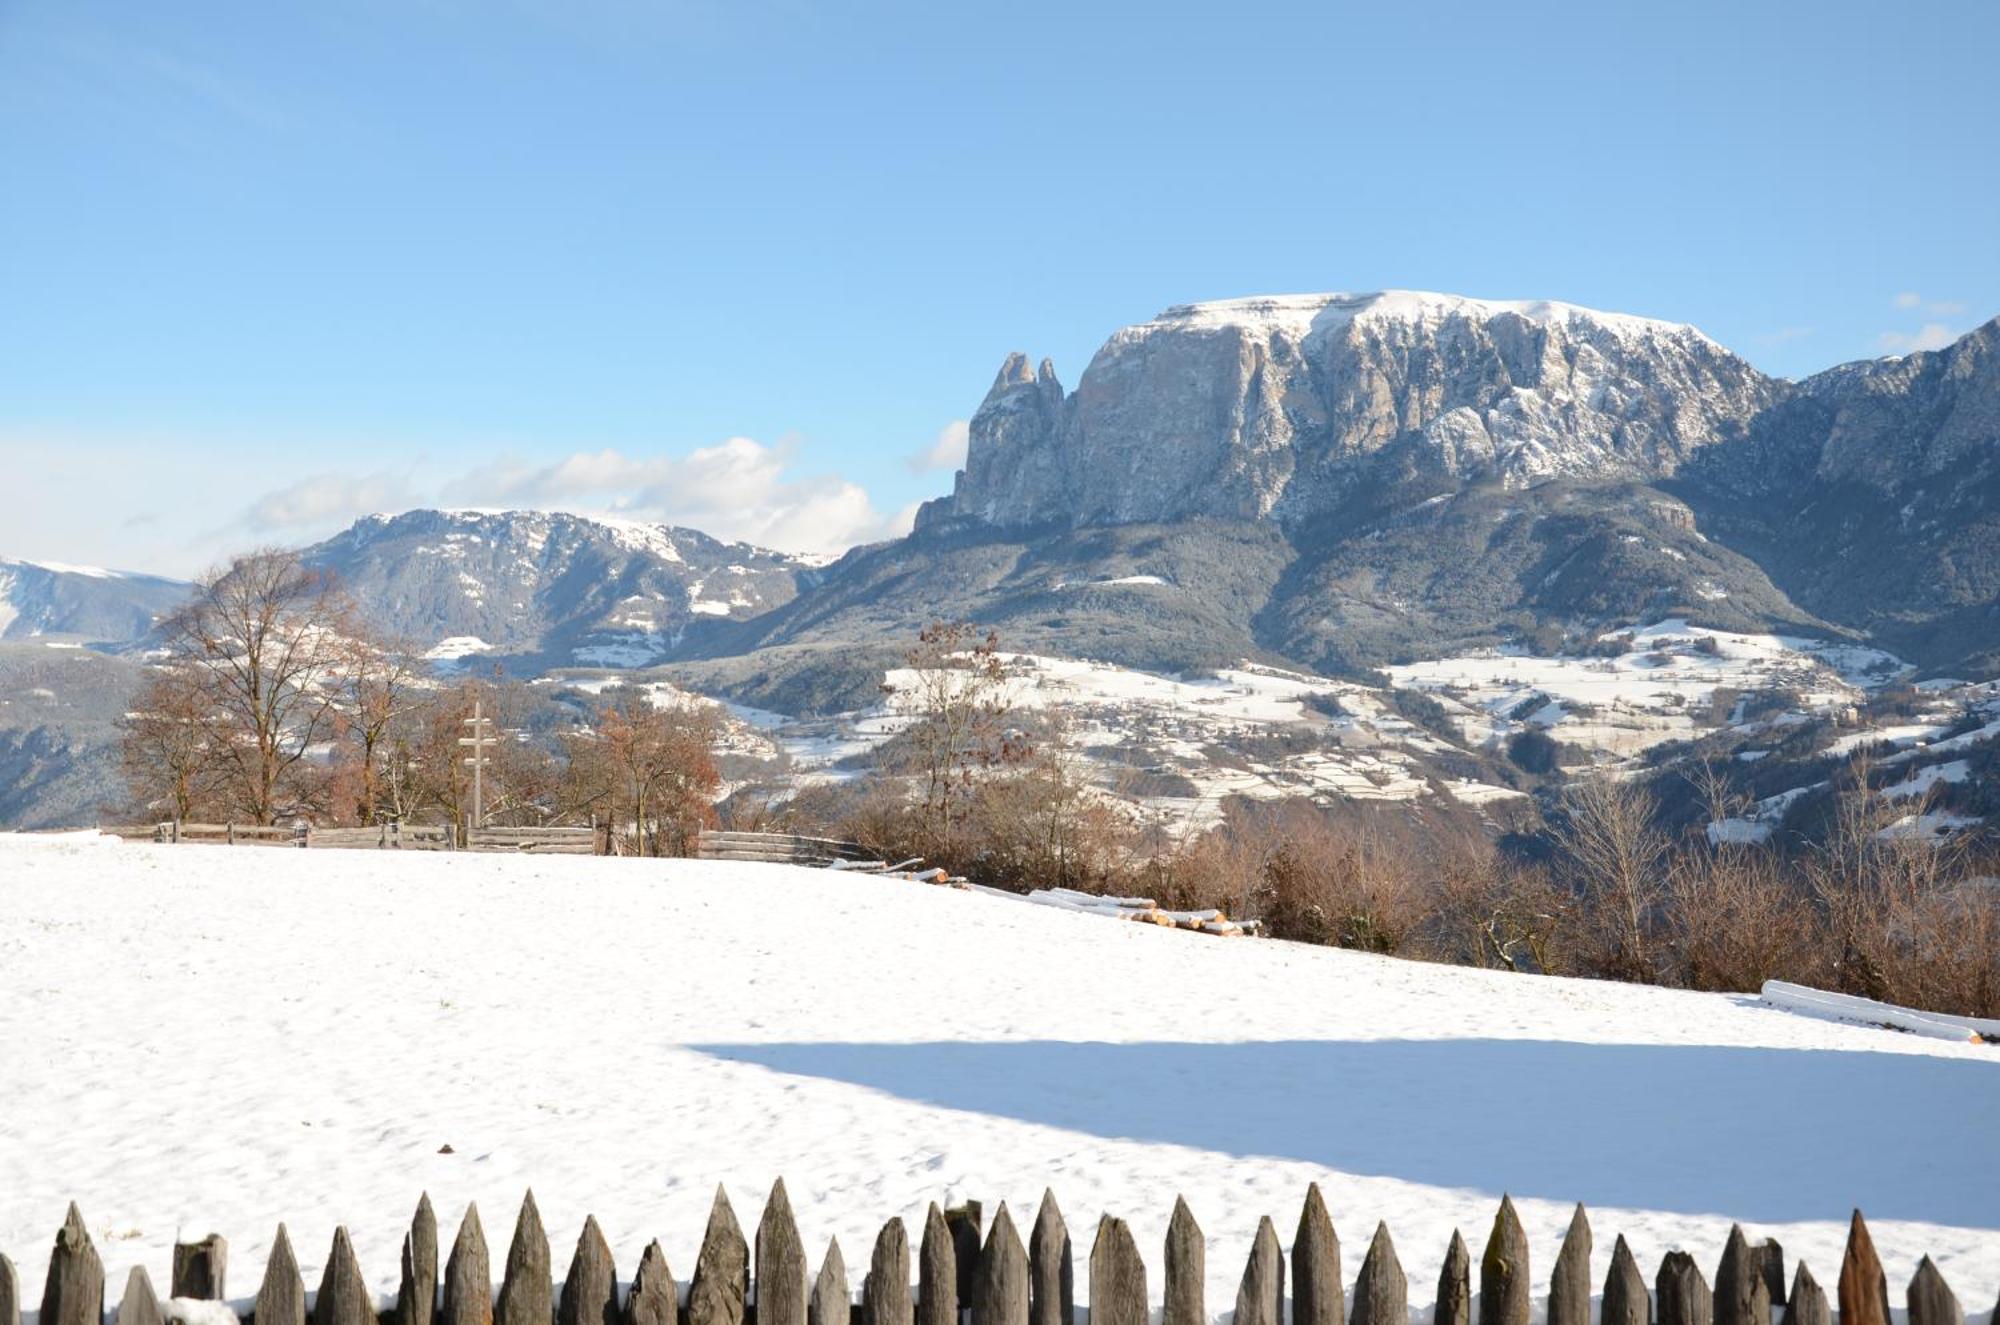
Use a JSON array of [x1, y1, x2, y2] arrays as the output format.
[[12, 1187, 1992, 1325]]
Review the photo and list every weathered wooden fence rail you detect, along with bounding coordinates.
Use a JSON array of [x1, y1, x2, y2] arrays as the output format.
[[697, 830, 876, 866], [142, 822, 460, 850], [130, 823, 611, 853], [8, 1189, 1992, 1325], [463, 825, 601, 855]]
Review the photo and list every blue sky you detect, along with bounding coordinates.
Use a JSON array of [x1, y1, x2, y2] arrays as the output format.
[[2, 1, 1995, 575]]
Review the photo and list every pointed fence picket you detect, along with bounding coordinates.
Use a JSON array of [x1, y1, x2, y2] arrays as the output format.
[[10, 1191, 1991, 1325]]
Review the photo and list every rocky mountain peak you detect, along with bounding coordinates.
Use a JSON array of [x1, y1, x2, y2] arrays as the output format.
[[931, 289, 1780, 533]]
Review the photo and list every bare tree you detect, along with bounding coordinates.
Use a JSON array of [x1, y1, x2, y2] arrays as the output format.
[[566, 689, 721, 855], [118, 665, 222, 823], [1556, 773, 1669, 981], [889, 621, 1024, 856], [154, 550, 354, 824], [339, 634, 425, 825], [1684, 758, 1751, 841], [966, 721, 1131, 891]]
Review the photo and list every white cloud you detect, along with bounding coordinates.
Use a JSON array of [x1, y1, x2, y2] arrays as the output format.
[[1877, 293, 1970, 356], [905, 419, 970, 474], [240, 470, 421, 534], [1878, 324, 1959, 355], [453, 435, 906, 555], [1891, 292, 1968, 317]]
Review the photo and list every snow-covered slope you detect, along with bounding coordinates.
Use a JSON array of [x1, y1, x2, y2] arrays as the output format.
[[0, 556, 188, 644], [568, 651, 1511, 826], [1387, 619, 1908, 757], [1, 834, 1993, 1321]]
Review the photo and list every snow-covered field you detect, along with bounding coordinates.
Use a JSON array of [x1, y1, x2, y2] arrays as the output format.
[[1386, 620, 1907, 758], [6, 834, 1992, 1323], [579, 654, 1511, 828]]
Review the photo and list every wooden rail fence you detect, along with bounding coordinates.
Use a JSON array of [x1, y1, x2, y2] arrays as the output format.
[[140, 822, 459, 850], [463, 825, 601, 855], [7, 1188, 1992, 1325], [126, 823, 605, 853], [697, 830, 876, 866]]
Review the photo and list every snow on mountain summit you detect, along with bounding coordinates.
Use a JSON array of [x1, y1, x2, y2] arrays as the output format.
[[1144, 289, 1716, 345]]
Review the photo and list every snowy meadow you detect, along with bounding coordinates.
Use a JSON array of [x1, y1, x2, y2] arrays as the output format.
[[0, 833, 1995, 1322]]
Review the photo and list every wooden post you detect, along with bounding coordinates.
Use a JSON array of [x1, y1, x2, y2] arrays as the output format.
[[1293, 1184, 1343, 1325], [1234, 1218, 1283, 1325], [627, 1243, 676, 1325], [399, 1194, 438, 1325], [443, 1204, 495, 1325], [298, 822, 311, 848], [40, 1204, 105, 1325], [1781, 1265, 1829, 1325], [315, 1227, 375, 1325], [918, 1205, 955, 1325], [559, 1216, 619, 1325], [1, 1250, 19, 1325], [1479, 1197, 1529, 1325], [971, 1205, 1028, 1325], [811, 1240, 850, 1325], [1352, 1224, 1406, 1325], [1436, 1232, 1471, 1325], [1754, 1242, 1788, 1310], [1657, 1252, 1713, 1325], [1162, 1197, 1203, 1325], [1837, 1213, 1892, 1325], [172, 1235, 228, 1300], [1602, 1236, 1651, 1325], [255, 1224, 307, 1325], [1028, 1191, 1071, 1325], [863, 1219, 911, 1325], [1549, 1205, 1592, 1325], [1087, 1216, 1145, 1325], [461, 700, 496, 833], [689, 1187, 749, 1325], [946, 1203, 983, 1316], [1716, 1227, 1770, 1325], [1907, 1258, 1963, 1325], [226, 823, 235, 846], [115, 1266, 164, 1325], [498, 1192, 551, 1325], [757, 1180, 809, 1325]]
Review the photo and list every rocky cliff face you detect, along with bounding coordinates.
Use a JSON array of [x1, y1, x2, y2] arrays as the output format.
[[926, 291, 1782, 532], [1673, 316, 2000, 667]]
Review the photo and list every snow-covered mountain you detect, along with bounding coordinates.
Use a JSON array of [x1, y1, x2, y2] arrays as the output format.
[[302, 509, 820, 669], [921, 291, 1778, 532], [7, 292, 2000, 839], [0, 557, 188, 644]]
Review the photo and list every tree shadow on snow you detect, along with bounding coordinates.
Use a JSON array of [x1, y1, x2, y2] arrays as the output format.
[[690, 1038, 1999, 1228]]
